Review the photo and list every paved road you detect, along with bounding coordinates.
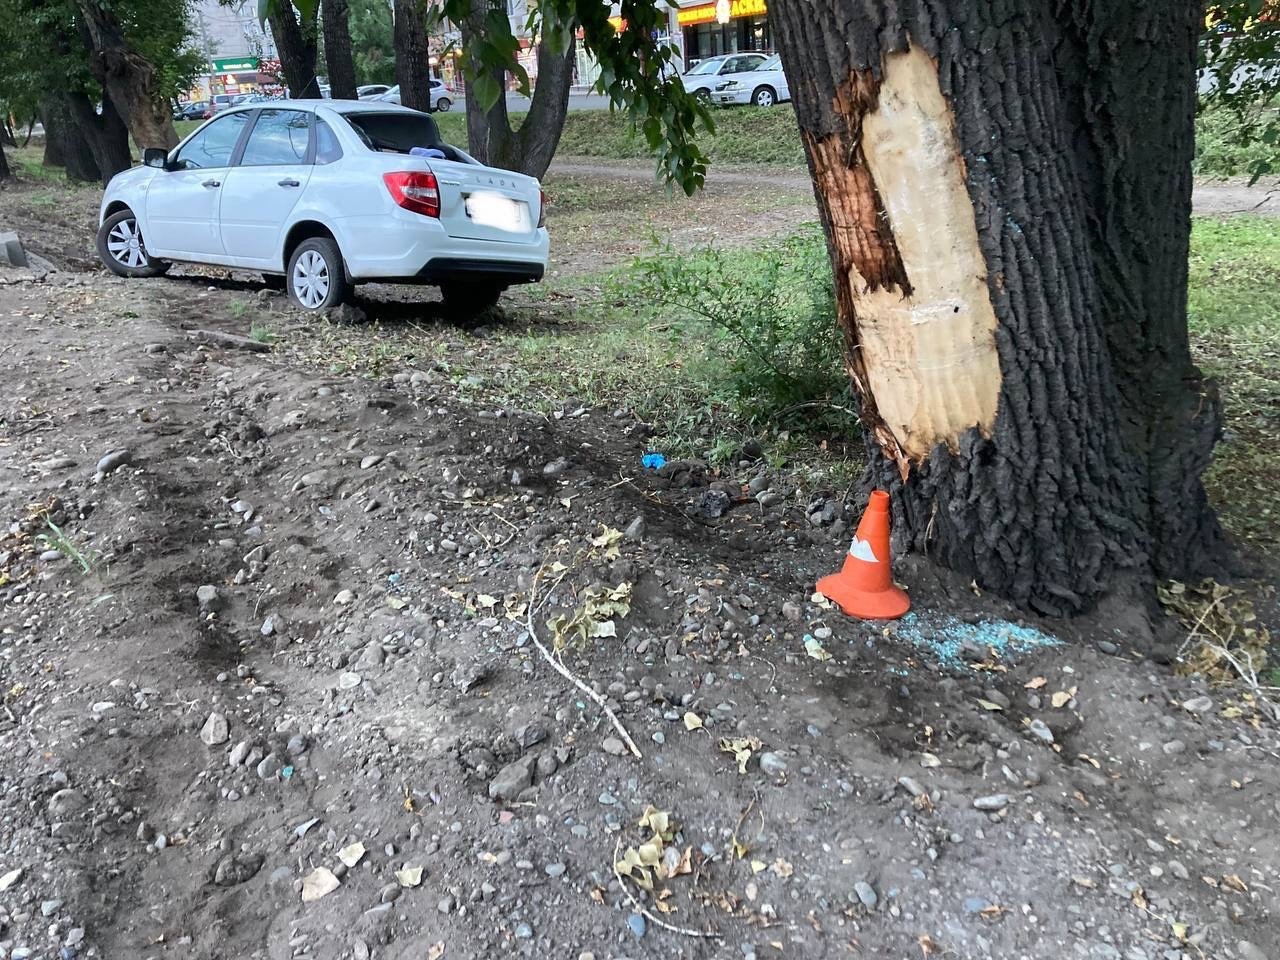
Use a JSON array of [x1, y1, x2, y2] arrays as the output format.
[[550, 159, 1280, 217]]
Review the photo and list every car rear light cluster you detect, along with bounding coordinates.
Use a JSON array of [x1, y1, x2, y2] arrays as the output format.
[[383, 171, 440, 218], [538, 190, 548, 228]]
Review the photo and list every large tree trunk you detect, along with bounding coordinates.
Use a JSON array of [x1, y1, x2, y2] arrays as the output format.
[[78, 0, 178, 150], [64, 92, 132, 184], [461, 4, 576, 178], [0, 142, 10, 183], [770, 1, 1222, 617], [268, 4, 322, 98], [322, 0, 359, 100], [393, 0, 432, 112], [40, 97, 111, 184]]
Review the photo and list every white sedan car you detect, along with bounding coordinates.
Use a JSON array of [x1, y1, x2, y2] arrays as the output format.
[[712, 54, 791, 108], [96, 100, 548, 316]]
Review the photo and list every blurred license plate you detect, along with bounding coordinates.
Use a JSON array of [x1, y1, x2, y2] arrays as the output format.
[[465, 192, 526, 231]]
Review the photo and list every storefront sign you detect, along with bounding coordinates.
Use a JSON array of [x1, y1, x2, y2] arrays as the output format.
[[211, 56, 259, 73], [676, 0, 766, 27]]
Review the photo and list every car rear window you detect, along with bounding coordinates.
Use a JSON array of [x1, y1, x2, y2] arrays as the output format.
[[343, 112, 442, 153]]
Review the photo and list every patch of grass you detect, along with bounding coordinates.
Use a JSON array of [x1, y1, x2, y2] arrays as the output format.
[[1188, 216, 1280, 551], [36, 518, 97, 574], [228, 299, 249, 320], [249, 323, 275, 344], [1195, 103, 1280, 179]]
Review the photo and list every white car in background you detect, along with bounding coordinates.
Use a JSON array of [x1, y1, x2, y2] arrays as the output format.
[[679, 53, 769, 102], [376, 80, 455, 112], [95, 101, 548, 317], [712, 54, 790, 107]]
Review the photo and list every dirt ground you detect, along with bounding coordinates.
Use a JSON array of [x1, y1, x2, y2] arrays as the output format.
[[1, 170, 1278, 960]]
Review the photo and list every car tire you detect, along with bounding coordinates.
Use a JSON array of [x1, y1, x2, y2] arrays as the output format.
[[440, 283, 502, 324], [286, 236, 348, 312], [695, 88, 712, 103], [96, 209, 169, 279], [752, 86, 776, 107], [436, 97, 452, 112]]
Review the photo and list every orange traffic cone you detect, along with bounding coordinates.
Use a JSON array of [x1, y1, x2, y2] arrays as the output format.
[[816, 490, 910, 620]]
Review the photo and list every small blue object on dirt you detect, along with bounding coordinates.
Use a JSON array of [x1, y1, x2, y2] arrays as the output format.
[[641, 452, 666, 470], [627, 913, 647, 938], [886, 612, 1061, 671], [963, 896, 994, 914]]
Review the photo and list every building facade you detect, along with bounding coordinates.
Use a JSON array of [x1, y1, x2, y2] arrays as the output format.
[[672, 0, 771, 63]]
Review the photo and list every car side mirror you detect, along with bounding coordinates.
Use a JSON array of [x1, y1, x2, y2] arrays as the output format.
[[142, 147, 169, 170]]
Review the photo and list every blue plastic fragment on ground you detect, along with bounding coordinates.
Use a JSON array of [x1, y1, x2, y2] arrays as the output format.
[[641, 452, 666, 470], [884, 611, 1061, 671]]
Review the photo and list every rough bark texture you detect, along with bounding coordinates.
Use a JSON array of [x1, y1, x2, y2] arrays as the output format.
[[770, 0, 1221, 616], [393, 0, 432, 112], [65, 91, 132, 184], [322, 0, 359, 101], [269, 5, 322, 99], [40, 94, 125, 184], [461, 3, 576, 178], [78, 0, 178, 150]]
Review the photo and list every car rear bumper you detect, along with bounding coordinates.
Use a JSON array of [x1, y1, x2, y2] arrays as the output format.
[[334, 211, 549, 283]]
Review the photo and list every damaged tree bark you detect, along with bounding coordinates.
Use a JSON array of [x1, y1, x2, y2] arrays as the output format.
[[78, 0, 178, 150], [770, 1, 1223, 616]]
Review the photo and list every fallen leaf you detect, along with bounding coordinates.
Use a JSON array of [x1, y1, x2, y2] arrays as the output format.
[[1076, 753, 1101, 769], [590, 525, 624, 560], [1171, 921, 1189, 941], [751, 859, 767, 874], [1051, 691, 1073, 709], [683, 712, 704, 731], [918, 934, 941, 956], [1025, 677, 1048, 690], [589, 887, 604, 904], [1222, 874, 1248, 893], [475, 594, 499, 610], [637, 840, 662, 867], [719, 736, 762, 774], [732, 837, 749, 859], [771, 858, 794, 878], [976, 699, 1004, 712], [638, 806, 672, 839], [386, 596, 408, 610], [672, 847, 693, 877], [395, 866, 424, 887], [1071, 875, 1096, 889], [338, 842, 366, 868], [301, 867, 340, 902], [803, 635, 832, 661]]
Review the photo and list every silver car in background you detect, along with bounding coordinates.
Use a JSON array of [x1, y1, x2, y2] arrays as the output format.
[[712, 54, 791, 107]]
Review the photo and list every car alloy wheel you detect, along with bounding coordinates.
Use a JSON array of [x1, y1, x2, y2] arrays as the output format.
[[292, 249, 331, 309], [753, 87, 775, 107], [436, 97, 452, 112], [106, 216, 149, 269]]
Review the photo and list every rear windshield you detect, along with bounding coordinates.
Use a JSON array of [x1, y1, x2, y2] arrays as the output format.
[[343, 112, 442, 153]]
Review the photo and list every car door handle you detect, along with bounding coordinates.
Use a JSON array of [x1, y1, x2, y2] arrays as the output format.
[[277, 178, 300, 187], [201, 179, 221, 188]]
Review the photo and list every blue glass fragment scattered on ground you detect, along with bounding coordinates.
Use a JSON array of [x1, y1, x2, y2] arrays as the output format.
[[885, 611, 1061, 670], [641, 452, 666, 470]]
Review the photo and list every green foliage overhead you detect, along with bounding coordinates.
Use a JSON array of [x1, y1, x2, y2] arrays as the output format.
[[1200, 1, 1280, 180]]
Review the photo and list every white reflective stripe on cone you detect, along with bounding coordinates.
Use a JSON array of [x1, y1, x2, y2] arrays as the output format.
[[848, 537, 879, 563]]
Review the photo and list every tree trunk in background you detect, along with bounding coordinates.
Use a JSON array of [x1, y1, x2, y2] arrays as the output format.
[[64, 91, 131, 184], [461, 4, 576, 178], [769, 0, 1222, 617], [269, 4, 321, 98], [40, 97, 104, 183], [322, 0, 358, 100], [393, 0, 431, 111], [78, 0, 178, 150], [0, 142, 10, 182]]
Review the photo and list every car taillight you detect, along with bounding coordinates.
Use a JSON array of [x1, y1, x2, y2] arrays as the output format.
[[383, 171, 440, 218], [538, 189, 548, 228]]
